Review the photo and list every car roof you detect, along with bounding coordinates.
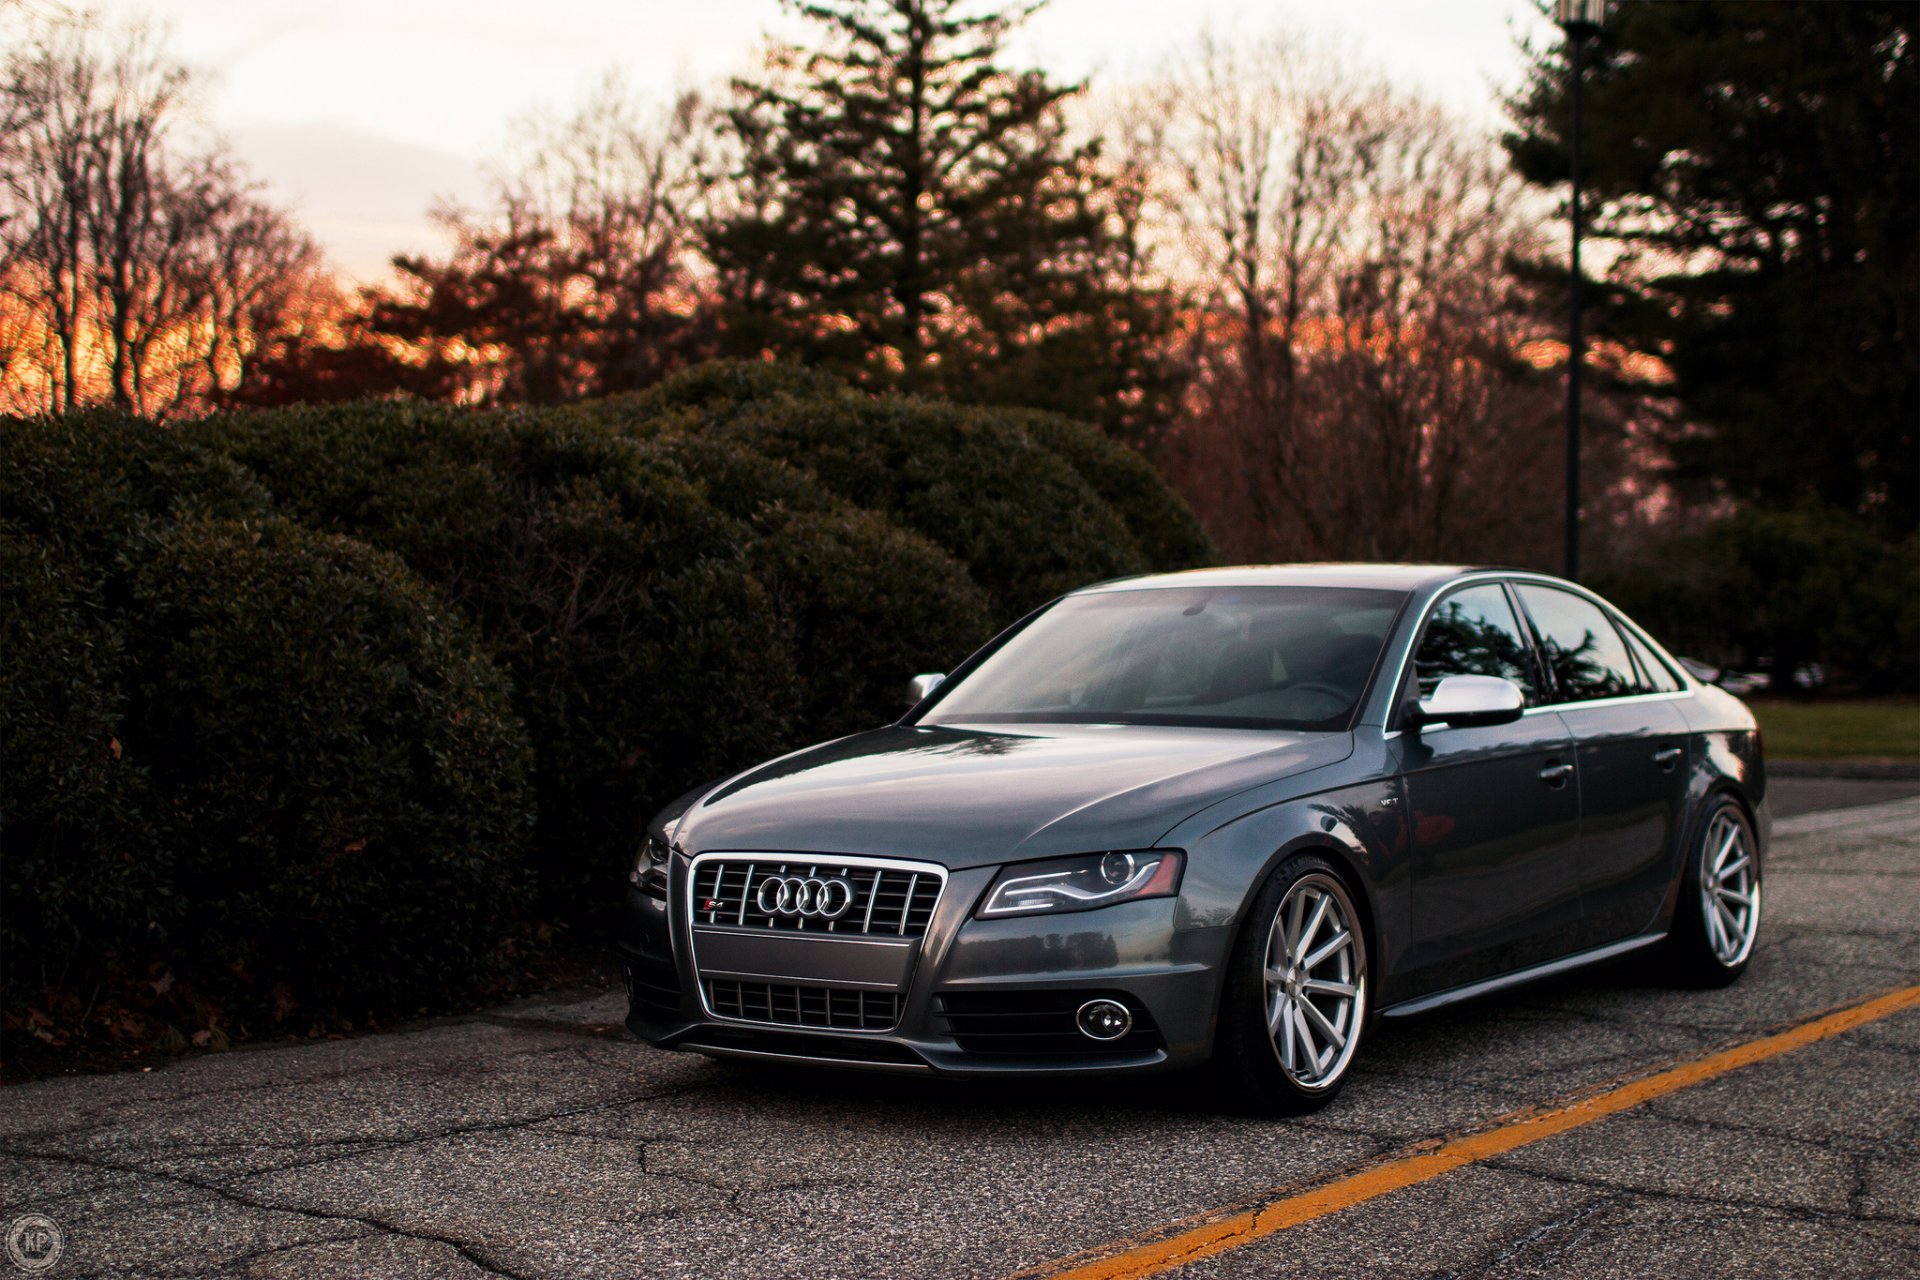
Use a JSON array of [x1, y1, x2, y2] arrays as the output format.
[[1074, 563, 1498, 595]]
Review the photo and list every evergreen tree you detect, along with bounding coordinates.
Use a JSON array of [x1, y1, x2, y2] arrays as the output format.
[[1505, 1, 1918, 535], [704, 0, 1183, 439]]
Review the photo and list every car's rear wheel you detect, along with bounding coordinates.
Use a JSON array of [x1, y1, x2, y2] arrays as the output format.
[[1213, 853, 1369, 1114], [1661, 797, 1762, 986]]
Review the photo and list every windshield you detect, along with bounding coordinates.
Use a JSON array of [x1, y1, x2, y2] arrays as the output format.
[[922, 586, 1406, 730]]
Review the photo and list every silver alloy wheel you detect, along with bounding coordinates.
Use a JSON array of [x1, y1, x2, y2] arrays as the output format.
[[1700, 809, 1761, 967], [1263, 872, 1366, 1090]]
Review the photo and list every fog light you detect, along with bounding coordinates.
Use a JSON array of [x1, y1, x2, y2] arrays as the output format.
[[1075, 998, 1133, 1041]]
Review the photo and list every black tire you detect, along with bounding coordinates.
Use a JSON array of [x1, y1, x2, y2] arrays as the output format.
[[1658, 797, 1762, 988], [1211, 852, 1370, 1115]]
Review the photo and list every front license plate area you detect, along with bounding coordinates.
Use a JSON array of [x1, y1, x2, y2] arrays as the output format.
[[689, 928, 917, 989]]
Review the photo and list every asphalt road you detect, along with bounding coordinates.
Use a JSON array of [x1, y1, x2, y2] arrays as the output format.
[[4, 793, 1917, 1280]]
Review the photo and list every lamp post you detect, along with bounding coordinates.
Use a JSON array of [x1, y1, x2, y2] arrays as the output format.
[[1555, 0, 1604, 581]]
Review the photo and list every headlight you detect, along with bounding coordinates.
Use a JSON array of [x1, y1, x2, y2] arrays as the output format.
[[630, 833, 671, 900], [977, 850, 1183, 918]]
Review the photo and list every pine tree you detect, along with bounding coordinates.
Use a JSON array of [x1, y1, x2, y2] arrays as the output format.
[[704, 0, 1183, 439], [1505, 1, 1917, 535]]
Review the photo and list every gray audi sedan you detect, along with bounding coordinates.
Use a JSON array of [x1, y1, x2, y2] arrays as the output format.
[[619, 565, 1765, 1112]]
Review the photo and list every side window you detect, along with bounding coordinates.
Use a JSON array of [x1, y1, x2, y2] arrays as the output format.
[[1621, 625, 1683, 693], [1413, 584, 1539, 702], [1514, 585, 1644, 703]]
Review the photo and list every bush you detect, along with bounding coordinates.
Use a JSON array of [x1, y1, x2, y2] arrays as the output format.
[[733, 393, 1149, 620], [619, 361, 1157, 622], [1, 413, 273, 1008], [0, 410, 272, 549], [998, 407, 1215, 571], [0, 448, 533, 1039], [627, 358, 1218, 575], [0, 531, 151, 986], [595, 359, 848, 422], [1595, 507, 1919, 693], [190, 402, 800, 907], [649, 433, 993, 736], [125, 518, 534, 1014]]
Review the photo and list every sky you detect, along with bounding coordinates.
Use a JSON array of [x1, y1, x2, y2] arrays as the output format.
[[80, 0, 1561, 279]]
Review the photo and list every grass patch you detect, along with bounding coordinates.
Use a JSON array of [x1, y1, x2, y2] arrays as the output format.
[[1749, 697, 1920, 760]]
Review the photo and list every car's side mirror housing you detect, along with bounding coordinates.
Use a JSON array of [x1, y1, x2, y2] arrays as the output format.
[[1411, 675, 1525, 730], [906, 672, 946, 706]]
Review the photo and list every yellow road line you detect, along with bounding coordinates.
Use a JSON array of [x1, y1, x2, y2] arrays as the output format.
[[1017, 983, 1920, 1280]]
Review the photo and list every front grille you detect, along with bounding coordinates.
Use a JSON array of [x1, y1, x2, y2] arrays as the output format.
[[624, 952, 683, 1020], [935, 991, 1163, 1056], [704, 979, 903, 1031], [690, 857, 942, 937]]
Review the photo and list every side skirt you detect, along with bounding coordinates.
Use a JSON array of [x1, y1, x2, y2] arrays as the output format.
[[1380, 932, 1667, 1019]]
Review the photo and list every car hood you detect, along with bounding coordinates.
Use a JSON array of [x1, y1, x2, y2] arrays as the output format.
[[671, 723, 1353, 869]]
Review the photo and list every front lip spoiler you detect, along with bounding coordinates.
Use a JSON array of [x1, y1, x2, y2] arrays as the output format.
[[630, 1008, 1176, 1077], [681, 1040, 934, 1073]]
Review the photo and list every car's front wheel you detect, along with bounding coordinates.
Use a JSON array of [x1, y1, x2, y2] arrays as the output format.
[[1213, 853, 1369, 1114]]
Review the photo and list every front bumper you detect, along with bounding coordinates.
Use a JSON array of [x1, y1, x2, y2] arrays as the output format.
[[617, 858, 1226, 1076]]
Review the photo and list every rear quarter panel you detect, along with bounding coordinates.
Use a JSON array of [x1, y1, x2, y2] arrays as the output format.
[[1669, 683, 1771, 924]]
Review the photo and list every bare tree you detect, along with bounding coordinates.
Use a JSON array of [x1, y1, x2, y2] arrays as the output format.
[[348, 72, 715, 406], [1152, 30, 1586, 566], [0, 11, 319, 417]]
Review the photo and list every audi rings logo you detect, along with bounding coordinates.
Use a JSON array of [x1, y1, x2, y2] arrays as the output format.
[[755, 875, 856, 919]]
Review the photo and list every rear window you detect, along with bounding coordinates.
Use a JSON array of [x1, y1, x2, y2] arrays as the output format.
[[1621, 625, 1683, 693], [1514, 584, 1644, 704]]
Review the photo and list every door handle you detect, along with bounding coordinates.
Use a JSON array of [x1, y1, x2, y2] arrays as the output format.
[[1538, 760, 1574, 786], [1652, 746, 1682, 770]]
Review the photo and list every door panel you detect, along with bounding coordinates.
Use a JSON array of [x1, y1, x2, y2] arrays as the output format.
[[1392, 712, 1581, 999], [1510, 582, 1694, 951], [1558, 698, 1692, 947]]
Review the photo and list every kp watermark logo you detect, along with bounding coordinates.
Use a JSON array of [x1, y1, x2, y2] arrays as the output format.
[[4, 1215, 63, 1273]]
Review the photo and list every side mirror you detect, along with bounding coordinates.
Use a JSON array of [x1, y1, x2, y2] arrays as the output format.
[[906, 672, 946, 706], [1413, 675, 1525, 730]]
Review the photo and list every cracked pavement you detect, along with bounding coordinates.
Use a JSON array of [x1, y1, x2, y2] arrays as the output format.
[[4, 793, 1917, 1279]]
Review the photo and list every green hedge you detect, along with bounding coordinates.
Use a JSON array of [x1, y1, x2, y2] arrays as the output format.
[[190, 402, 800, 908], [998, 407, 1215, 572], [649, 433, 994, 736], [2, 416, 260, 1008], [0, 531, 150, 979], [611, 361, 1215, 622], [0, 409, 274, 553], [721, 393, 1143, 620], [1, 415, 533, 1036], [127, 518, 534, 1011]]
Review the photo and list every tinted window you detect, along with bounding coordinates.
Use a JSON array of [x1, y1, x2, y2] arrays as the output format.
[[924, 586, 1405, 730], [1621, 625, 1683, 693], [1413, 584, 1538, 702], [1515, 584, 1643, 703]]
